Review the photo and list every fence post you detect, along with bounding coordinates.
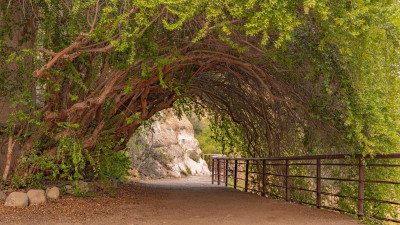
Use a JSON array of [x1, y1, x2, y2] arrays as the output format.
[[234, 160, 238, 189], [217, 159, 221, 185], [262, 159, 266, 197], [285, 159, 290, 201], [316, 159, 321, 208], [358, 157, 365, 218], [212, 158, 215, 184], [225, 159, 229, 187], [245, 159, 249, 192]]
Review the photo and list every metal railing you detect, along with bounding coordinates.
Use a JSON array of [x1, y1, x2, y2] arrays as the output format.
[[211, 153, 400, 223], [201, 154, 224, 170]]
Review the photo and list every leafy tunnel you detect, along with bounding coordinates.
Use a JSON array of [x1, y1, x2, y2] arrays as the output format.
[[0, 0, 399, 189]]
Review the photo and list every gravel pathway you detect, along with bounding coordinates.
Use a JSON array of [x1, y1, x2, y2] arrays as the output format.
[[0, 176, 360, 225]]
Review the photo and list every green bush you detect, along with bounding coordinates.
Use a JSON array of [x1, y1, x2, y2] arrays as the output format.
[[98, 148, 131, 183], [9, 136, 132, 193], [195, 124, 222, 154], [180, 169, 188, 176], [186, 168, 192, 175], [187, 116, 223, 155], [180, 164, 192, 176], [188, 151, 200, 162]]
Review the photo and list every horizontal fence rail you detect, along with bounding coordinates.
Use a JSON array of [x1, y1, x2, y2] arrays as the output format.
[[210, 153, 400, 223], [201, 154, 225, 170]]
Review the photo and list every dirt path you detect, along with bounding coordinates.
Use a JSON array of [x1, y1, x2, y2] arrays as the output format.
[[0, 176, 360, 225]]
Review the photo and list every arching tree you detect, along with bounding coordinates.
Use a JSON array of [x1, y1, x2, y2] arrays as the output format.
[[1, 0, 400, 187]]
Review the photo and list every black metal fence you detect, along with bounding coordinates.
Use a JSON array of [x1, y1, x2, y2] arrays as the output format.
[[201, 153, 224, 170], [211, 153, 400, 223]]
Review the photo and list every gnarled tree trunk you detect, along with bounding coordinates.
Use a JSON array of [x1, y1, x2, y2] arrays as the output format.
[[0, 4, 36, 182]]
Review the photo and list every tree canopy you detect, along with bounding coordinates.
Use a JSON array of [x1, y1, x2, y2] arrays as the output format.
[[1, 0, 400, 186]]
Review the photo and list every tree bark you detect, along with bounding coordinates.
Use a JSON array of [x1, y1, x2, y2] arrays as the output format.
[[0, 4, 36, 179]]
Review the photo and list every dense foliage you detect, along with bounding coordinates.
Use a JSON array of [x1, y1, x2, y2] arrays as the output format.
[[186, 115, 222, 155], [0, 0, 400, 222]]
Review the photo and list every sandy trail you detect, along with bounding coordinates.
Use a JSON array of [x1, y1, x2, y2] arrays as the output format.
[[0, 176, 360, 225]]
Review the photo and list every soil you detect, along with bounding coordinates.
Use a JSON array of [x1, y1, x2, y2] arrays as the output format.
[[0, 176, 360, 225]]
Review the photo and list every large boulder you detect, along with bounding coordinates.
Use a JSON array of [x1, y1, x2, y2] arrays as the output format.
[[46, 187, 60, 200], [0, 191, 6, 201], [4, 192, 28, 207], [129, 109, 210, 179], [27, 189, 46, 205]]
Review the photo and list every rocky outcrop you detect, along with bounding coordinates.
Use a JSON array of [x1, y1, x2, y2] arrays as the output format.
[[129, 109, 210, 179]]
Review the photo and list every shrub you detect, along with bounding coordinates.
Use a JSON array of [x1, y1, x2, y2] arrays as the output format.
[[180, 169, 188, 176], [192, 119, 223, 154], [185, 164, 192, 175], [98, 148, 131, 184], [188, 151, 200, 163]]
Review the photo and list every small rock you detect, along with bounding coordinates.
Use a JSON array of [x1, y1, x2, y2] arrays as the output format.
[[65, 185, 73, 194], [73, 181, 89, 193], [4, 192, 29, 207], [0, 191, 6, 201], [46, 187, 60, 200], [129, 169, 139, 178], [92, 180, 104, 190], [27, 189, 46, 205]]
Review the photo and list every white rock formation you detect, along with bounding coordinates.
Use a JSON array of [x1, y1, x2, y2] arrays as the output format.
[[129, 109, 210, 179]]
